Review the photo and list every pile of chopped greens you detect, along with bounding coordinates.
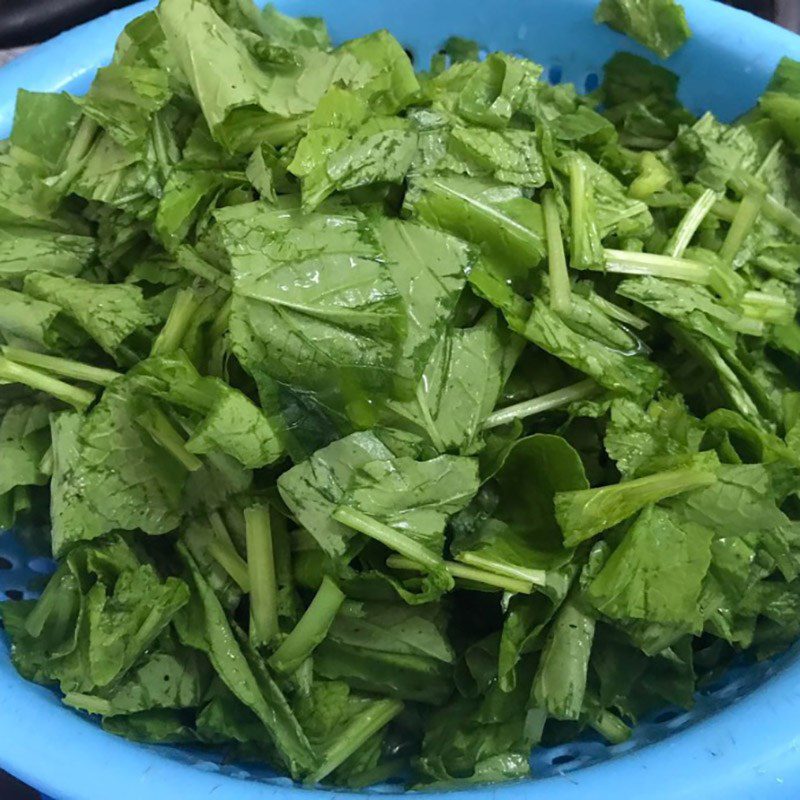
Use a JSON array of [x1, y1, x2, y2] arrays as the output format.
[[3, 0, 800, 789]]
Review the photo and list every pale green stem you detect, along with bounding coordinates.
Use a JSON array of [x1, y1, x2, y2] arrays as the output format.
[[332, 507, 442, 572], [151, 288, 204, 356], [483, 379, 597, 430], [455, 551, 547, 588], [2, 346, 120, 386], [0, 356, 94, 410], [245, 505, 279, 647], [136, 405, 203, 471], [209, 296, 233, 342], [387, 555, 534, 594], [269, 576, 345, 675], [666, 188, 718, 258], [731, 172, 800, 238], [603, 249, 711, 283], [719, 186, 766, 265], [176, 246, 233, 291], [590, 708, 631, 744], [543, 189, 571, 313], [305, 699, 404, 785], [208, 538, 251, 592]]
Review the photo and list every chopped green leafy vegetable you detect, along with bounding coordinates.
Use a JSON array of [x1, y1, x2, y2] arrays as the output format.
[[595, 0, 692, 59], [3, 0, 800, 789]]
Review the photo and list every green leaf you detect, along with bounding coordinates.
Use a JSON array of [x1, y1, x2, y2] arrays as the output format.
[[0, 404, 50, 501], [604, 396, 705, 478], [377, 218, 470, 394], [381, 312, 523, 453], [290, 118, 418, 211], [154, 170, 232, 252], [674, 113, 759, 192], [294, 680, 401, 785], [0, 286, 84, 352], [452, 434, 588, 581], [555, 455, 719, 547], [81, 64, 172, 150], [532, 596, 595, 720], [158, 0, 337, 151], [314, 599, 454, 705], [49, 383, 188, 555], [0, 226, 94, 280], [187, 390, 283, 468], [195, 681, 272, 746], [222, 203, 404, 412], [336, 30, 420, 115], [595, 0, 692, 59], [24, 272, 156, 356], [704, 407, 800, 467], [84, 565, 190, 689], [587, 505, 713, 625], [10, 90, 81, 167], [453, 53, 541, 128], [338, 453, 480, 566], [102, 710, 197, 744], [278, 431, 396, 558], [664, 463, 789, 536], [522, 295, 663, 403], [246, 144, 279, 201], [3, 535, 188, 693], [617, 276, 756, 350], [113, 10, 179, 74], [559, 151, 654, 244], [417, 674, 537, 784], [761, 58, 800, 152], [259, 4, 331, 49], [448, 126, 546, 187], [175, 544, 316, 777], [133, 353, 283, 469], [405, 175, 546, 282]]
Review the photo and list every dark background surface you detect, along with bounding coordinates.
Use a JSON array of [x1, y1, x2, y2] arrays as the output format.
[[1, 769, 38, 800], [0, 0, 793, 798]]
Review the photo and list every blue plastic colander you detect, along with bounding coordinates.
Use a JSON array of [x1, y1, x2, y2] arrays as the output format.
[[2, 1, 800, 798]]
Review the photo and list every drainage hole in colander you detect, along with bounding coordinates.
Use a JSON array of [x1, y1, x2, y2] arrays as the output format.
[[584, 72, 600, 92], [706, 675, 750, 701], [664, 713, 692, 731], [27, 556, 56, 575], [4, 589, 23, 600], [551, 752, 577, 766], [608, 738, 639, 755], [193, 760, 223, 773], [653, 709, 682, 724], [548, 64, 563, 84], [0, 557, 12, 570]]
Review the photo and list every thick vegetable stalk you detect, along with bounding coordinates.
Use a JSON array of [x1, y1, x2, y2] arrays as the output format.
[[568, 155, 604, 270], [269, 576, 345, 674], [333, 506, 443, 572], [542, 189, 571, 313], [151, 287, 206, 355], [387, 554, 536, 594], [245, 505, 279, 647], [0, 355, 95, 410]]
